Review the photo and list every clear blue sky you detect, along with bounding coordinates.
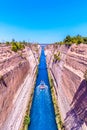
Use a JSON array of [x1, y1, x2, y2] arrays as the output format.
[[0, 0, 87, 43]]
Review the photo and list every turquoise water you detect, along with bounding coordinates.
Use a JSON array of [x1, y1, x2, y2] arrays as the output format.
[[28, 48, 58, 130]]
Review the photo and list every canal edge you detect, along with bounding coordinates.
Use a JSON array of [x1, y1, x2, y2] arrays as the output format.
[[20, 67, 38, 130], [48, 69, 65, 130]]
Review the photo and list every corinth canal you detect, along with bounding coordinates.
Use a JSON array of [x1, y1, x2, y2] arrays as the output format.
[[28, 47, 57, 130]]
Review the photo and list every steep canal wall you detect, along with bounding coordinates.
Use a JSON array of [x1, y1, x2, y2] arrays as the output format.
[[0, 44, 41, 130], [45, 44, 87, 130]]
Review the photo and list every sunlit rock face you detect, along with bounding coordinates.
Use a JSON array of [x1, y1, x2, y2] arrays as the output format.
[[0, 44, 41, 129], [45, 44, 87, 130]]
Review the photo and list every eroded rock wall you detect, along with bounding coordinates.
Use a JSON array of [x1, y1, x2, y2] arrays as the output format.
[[0, 44, 41, 130], [45, 44, 87, 130]]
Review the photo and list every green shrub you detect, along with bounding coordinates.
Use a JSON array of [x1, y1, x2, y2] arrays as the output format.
[[11, 45, 18, 52], [24, 115, 30, 125], [65, 42, 73, 46], [16, 42, 25, 50], [48, 72, 64, 130], [53, 51, 61, 63], [11, 42, 25, 52], [59, 41, 64, 45], [54, 35, 87, 46]]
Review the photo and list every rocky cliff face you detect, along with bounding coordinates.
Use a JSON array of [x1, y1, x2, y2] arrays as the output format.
[[0, 44, 41, 130], [45, 44, 87, 130]]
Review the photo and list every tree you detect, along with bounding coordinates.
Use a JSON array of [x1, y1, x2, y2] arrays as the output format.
[[76, 35, 84, 44], [12, 38, 15, 42], [64, 35, 72, 43]]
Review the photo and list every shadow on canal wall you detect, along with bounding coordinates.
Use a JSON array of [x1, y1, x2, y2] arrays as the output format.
[[0, 44, 41, 130], [45, 44, 87, 130], [64, 79, 87, 130]]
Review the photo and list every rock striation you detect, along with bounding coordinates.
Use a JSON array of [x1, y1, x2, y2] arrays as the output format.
[[45, 44, 87, 130], [0, 44, 41, 130]]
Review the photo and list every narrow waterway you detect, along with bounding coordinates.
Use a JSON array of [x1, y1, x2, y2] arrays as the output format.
[[28, 48, 58, 130]]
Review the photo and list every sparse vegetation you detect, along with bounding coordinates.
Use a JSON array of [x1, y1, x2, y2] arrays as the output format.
[[53, 51, 61, 63], [11, 44, 18, 52], [84, 70, 87, 81], [55, 35, 87, 46], [21, 68, 38, 130], [38, 57, 40, 63], [11, 41, 25, 52], [24, 115, 30, 126], [35, 68, 38, 77], [48, 72, 64, 130], [21, 87, 33, 130]]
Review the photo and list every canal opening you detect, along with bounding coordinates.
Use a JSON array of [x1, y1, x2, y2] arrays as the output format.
[[28, 47, 58, 130]]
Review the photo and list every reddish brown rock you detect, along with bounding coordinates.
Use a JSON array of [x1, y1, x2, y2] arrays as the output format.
[[45, 44, 87, 130], [0, 44, 41, 129]]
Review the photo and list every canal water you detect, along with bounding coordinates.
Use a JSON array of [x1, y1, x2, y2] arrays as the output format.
[[28, 48, 58, 130]]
